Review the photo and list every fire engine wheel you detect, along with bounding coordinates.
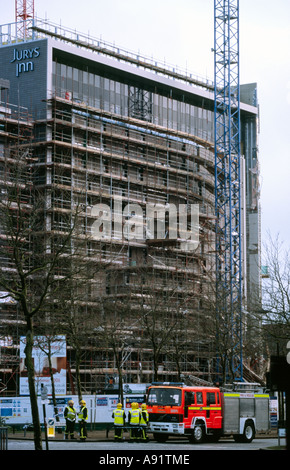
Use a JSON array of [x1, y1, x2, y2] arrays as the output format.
[[234, 421, 255, 443], [242, 421, 255, 443], [189, 423, 205, 443]]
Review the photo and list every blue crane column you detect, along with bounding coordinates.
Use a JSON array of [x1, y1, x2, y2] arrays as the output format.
[[214, 0, 243, 381]]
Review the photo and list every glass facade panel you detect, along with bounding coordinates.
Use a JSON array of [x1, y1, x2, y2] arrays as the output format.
[[52, 60, 214, 141]]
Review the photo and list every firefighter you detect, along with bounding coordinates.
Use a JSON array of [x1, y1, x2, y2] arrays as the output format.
[[128, 402, 141, 442], [140, 403, 149, 441], [64, 399, 77, 440], [112, 402, 126, 442], [78, 399, 88, 442]]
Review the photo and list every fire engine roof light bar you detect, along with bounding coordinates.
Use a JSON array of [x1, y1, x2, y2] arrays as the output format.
[[151, 382, 185, 387], [214, 0, 243, 382]]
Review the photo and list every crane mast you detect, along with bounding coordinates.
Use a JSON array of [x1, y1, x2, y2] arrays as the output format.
[[214, 0, 243, 381]]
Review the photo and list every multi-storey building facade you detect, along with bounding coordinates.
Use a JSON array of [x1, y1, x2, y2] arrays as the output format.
[[0, 20, 261, 394]]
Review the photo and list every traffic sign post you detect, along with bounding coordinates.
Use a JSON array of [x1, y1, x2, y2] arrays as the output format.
[[41, 384, 49, 450], [47, 418, 55, 438]]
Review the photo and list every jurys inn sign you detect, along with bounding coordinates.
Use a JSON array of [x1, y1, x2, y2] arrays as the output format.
[[11, 47, 40, 77]]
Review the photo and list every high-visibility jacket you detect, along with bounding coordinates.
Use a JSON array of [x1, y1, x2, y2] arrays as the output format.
[[64, 405, 77, 422], [78, 406, 88, 421], [112, 408, 125, 426], [129, 409, 140, 425], [140, 410, 149, 426]]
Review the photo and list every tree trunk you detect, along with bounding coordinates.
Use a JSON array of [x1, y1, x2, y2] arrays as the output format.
[[48, 346, 60, 423], [153, 348, 159, 381], [75, 347, 82, 402], [118, 367, 124, 405], [24, 325, 42, 450]]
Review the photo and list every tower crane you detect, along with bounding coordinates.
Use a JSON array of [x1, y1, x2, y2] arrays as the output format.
[[15, 0, 35, 39], [214, 0, 243, 381]]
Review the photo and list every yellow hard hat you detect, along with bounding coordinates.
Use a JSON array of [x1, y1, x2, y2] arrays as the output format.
[[117, 403, 122, 409], [80, 400, 86, 405], [68, 400, 74, 405], [141, 403, 147, 409]]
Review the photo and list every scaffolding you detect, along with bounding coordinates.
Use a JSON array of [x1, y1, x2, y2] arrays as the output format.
[[29, 88, 218, 393], [0, 81, 34, 394], [0, 18, 220, 394], [0, 16, 263, 395]]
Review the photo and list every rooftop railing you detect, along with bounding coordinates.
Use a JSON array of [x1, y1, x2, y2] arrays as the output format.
[[0, 18, 214, 91]]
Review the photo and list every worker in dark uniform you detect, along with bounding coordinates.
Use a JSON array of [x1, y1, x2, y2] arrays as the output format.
[[78, 399, 88, 442], [112, 402, 126, 442], [140, 403, 149, 441], [64, 399, 77, 440]]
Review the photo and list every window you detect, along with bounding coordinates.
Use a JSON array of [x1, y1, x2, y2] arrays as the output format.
[[185, 392, 195, 406], [122, 163, 128, 178], [138, 167, 144, 181], [207, 392, 216, 406], [196, 392, 203, 405], [147, 388, 182, 406]]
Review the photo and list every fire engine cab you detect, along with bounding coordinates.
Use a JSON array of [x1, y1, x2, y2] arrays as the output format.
[[146, 382, 270, 443]]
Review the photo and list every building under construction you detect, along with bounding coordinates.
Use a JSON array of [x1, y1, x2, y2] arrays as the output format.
[[0, 17, 261, 395]]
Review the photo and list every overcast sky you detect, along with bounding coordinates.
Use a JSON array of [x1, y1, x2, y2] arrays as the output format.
[[2, 0, 290, 254]]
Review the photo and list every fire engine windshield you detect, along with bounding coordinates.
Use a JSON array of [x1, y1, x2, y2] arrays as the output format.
[[147, 388, 182, 406]]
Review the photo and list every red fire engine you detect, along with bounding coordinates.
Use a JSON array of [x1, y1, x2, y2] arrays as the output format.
[[146, 382, 270, 443]]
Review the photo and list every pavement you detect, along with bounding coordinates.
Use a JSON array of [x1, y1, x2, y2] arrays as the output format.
[[8, 428, 281, 443], [4, 435, 287, 452], [9, 428, 112, 442], [3, 428, 287, 452]]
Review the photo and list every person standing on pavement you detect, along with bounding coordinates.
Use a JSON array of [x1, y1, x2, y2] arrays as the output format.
[[128, 402, 141, 442], [78, 399, 88, 442], [64, 399, 77, 440], [140, 403, 149, 441], [112, 402, 126, 442]]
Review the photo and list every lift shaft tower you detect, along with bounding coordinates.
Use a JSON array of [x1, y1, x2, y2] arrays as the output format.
[[214, 0, 243, 381]]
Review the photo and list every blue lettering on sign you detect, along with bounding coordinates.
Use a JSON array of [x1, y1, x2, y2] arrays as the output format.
[[11, 47, 40, 77]]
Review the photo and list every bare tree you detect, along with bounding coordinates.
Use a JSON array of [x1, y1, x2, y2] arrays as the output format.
[[134, 268, 182, 381], [196, 270, 244, 385], [0, 146, 82, 450], [260, 233, 290, 353], [91, 294, 136, 404], [32, 335, 66, 423], [55, 292, 96, 402]]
